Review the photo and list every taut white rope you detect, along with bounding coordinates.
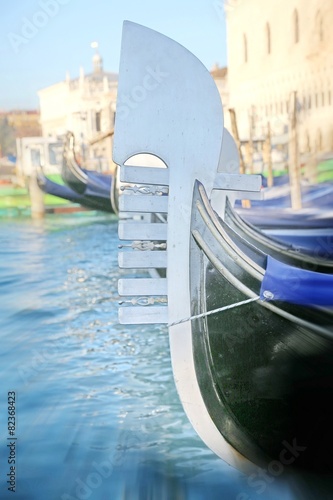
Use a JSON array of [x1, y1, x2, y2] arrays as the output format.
[[168, 296, 260, 327]]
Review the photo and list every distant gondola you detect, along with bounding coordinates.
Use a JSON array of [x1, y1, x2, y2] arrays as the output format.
[[224, 197, 333, 263], [236, 179, 333, 211], [36, 165, 117, 213], [62, 131, 118, 214]]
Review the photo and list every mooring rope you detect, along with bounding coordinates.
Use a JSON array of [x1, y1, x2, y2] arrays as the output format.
[[167, 296, 260, 327]]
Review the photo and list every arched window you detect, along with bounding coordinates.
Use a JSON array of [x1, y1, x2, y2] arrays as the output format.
[[243, 33, 248, 63], [266, 23, 271, 54], [316, 10, 324, 42], [293, 9, 299, 43]]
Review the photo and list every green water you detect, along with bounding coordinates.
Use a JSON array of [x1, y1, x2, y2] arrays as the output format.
[[0, 174, 72, 213]]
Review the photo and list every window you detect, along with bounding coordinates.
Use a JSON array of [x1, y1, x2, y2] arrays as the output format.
[[30, 148, 41, 167], [48, 143, 62, 165], [95, 111, 101, 132], [293, 9, 299, 43], [243, 33, 248, 63], [266, 23, 271, 54]]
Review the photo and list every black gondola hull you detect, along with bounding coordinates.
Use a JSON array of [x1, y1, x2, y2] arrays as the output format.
[[190, 181, 333, 473]]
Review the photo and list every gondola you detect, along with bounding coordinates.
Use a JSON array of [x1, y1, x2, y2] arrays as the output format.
[[36, 164, 118, 213], [62, 131, 118, 214], [237, 205, 333, 229], [212, 139, 333, 259], [115, 21, 333, 477], [190, 179, 333, 473], [224, 198, 333, 263], [237, 205, 333, 257], [233, 178, 333, 253], [234, 176, 333, 231], [229, 175, 333, 255], [236, 179, 333, 211]]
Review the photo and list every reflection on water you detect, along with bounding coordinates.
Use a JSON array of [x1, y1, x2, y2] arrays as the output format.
[[0, 214, 324, 499]]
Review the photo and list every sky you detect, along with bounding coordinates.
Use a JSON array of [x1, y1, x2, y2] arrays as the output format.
[[0, 0, 227, 110]]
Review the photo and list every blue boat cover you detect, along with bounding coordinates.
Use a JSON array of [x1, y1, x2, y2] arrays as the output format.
[[260, 255, 333, 306]]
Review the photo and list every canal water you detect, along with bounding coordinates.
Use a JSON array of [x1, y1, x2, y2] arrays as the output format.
[[0, 213, 317, 499]]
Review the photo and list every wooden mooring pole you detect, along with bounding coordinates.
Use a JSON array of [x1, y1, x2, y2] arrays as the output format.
[[288, 91, 302, 210], [229, 108, 251, 208], [28, 172, 45, 219], [265, 122, 273, 188]]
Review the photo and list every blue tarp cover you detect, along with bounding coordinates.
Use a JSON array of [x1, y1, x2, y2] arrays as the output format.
[[260, 255, 333, 306]]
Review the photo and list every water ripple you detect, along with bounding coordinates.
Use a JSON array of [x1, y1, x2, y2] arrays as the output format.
[[0, 215, 297, 499]]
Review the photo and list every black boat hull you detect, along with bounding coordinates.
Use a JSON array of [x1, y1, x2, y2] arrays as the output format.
[[190, 181, 333, 473], [62, 131, 118, 214], [37, 168, 116, 213]]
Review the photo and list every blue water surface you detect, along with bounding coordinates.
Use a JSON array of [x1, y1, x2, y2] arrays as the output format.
[[0, 213, 308, 499]]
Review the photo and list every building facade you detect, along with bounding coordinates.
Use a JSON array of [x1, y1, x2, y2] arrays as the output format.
[[210, 64, 230, 131], [38, 49, 229, 171], [3, 110, 41, 138], [0, 110, 41, 157], [225, 0, 333, 155], [38, 50, 117, 171]]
